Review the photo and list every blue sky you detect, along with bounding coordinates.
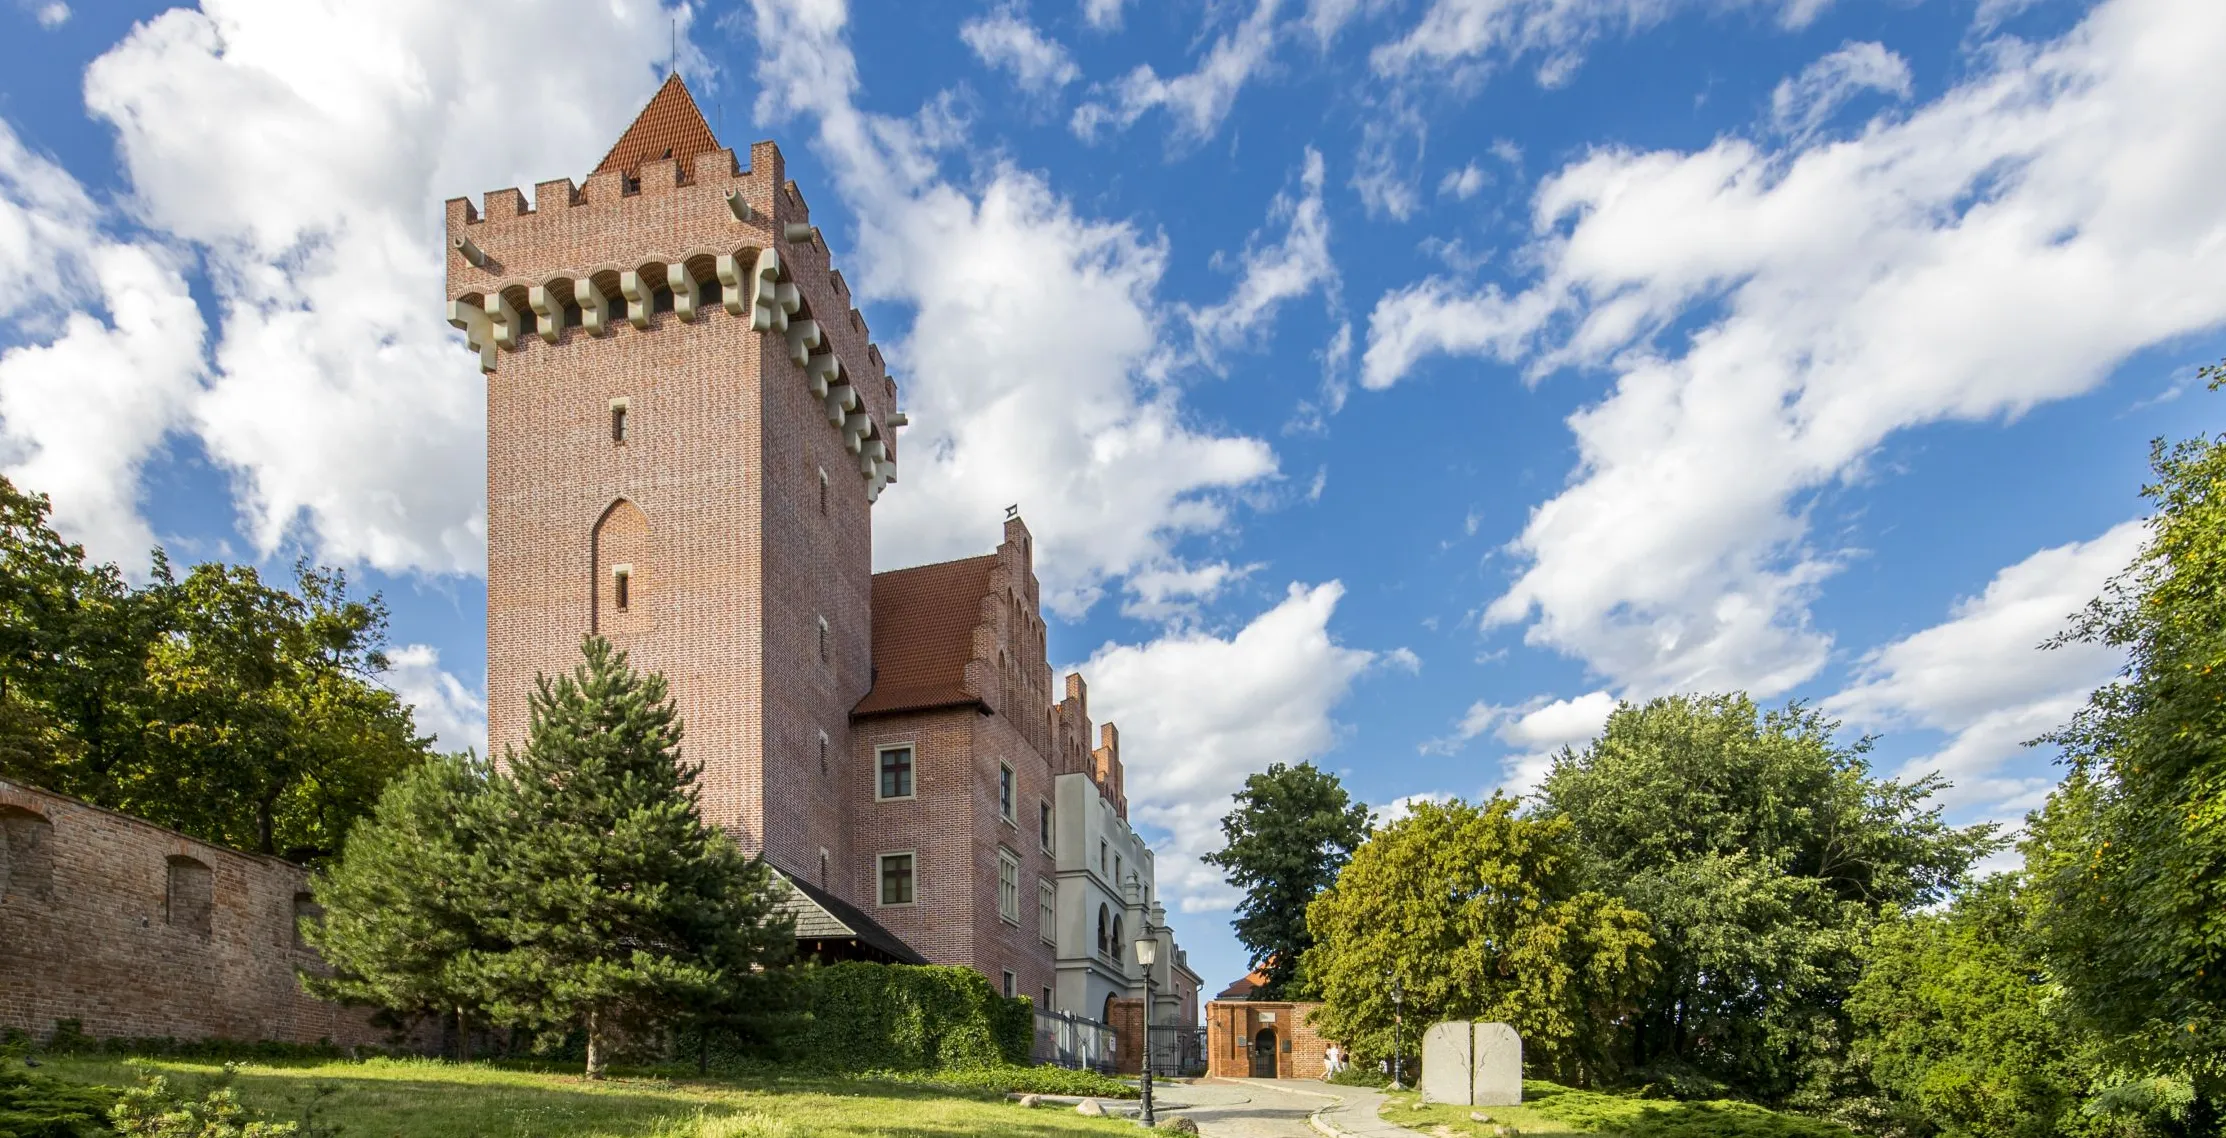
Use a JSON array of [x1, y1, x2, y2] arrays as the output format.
[[2, 0, 2222, 1000]]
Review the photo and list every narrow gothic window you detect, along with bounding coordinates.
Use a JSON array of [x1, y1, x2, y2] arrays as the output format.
[[818, 468, 829, 515], [611, 403, 629, 443], [818, 730, 829, 776], [818, 615, 829, 664], [613, 567, 631, 612], [819, 848, 829, 888], [1039, 801, 1053, 852]]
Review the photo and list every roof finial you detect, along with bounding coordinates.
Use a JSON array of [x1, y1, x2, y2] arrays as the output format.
[[669, 15, 678, 78]]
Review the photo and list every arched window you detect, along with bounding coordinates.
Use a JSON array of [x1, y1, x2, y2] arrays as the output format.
[[0, 805, 54, 902], [1097, 903, 1109, 956], [1113, 916, 1125, 963], [592, 499, 650, 632], [166, 856, 213, 938]]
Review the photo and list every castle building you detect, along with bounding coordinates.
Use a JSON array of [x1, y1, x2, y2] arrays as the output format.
[[446, 76, 1200, 1030]]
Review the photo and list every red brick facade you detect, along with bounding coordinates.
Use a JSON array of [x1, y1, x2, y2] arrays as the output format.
[[461, 78, 1167, 997], [0, 778, 388, 1047], [1206, 1000, 1333, 1080]]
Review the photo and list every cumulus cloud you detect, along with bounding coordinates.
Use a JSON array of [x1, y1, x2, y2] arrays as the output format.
[[1426, 689, 1616, 791], [1071, 0, 1282, 144], [1770, 41, 1913, 140], [67, 0, 694, 577], [0, 121, 205, 568], [1187, 148, 1334, 362], [1081, 0, 1125, 31], [1373, 0, 1832, 86], [1828, 522, 2145, 817], [383, 643, 489, 756], [1080, 581, 1381, 913], [1364, 0, 2226, 697], [748, 0, 1277, 615], [961, 8, 1080, 94], [24, 2, 67, 29]]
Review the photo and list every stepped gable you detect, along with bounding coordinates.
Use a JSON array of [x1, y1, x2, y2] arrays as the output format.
[[854, 554, 1000, 716], [593, 72, 722, 178]]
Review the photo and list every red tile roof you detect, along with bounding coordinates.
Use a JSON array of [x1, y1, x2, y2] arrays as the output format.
[[593, 73, 723, 178], [1217, 968, 1271, 1000], [854, 555, 998, 717]]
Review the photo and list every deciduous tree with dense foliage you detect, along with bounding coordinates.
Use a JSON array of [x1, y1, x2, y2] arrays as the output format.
[[0, 474, 429, 861], [2024, 363, 2226, 1129], [465, 637, 793, 1078], [1302, 796, 1654, 1083], [1539, 694, 1996, 1104], [1202, 761, 1373, 998]]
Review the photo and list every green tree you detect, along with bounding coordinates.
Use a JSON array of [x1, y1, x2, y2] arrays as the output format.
[[304, 753, 495, 1054], [465, 637, 792, 1078], [1848, 875, 2081, 1138], [1202, 761, 1373, 998], [1539, 694, 1997, 1102], [0, 474, 430, 862], [1302, 796, 1654, 1084], [2026, 365, 2226, 1126]]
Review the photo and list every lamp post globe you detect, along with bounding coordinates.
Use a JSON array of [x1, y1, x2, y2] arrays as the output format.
[[1134, 930, 1158, 1126]]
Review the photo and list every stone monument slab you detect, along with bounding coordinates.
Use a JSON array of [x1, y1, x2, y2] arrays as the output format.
[[1473, 1022, 1522, 1106], [1419, 1020, 1473, 1105]]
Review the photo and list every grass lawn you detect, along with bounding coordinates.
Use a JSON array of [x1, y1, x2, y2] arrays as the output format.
[[1374, 1081, 1853, 1138], [34, 1056, 1141, 1138]]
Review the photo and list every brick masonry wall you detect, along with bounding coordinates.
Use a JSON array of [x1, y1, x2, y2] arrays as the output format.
[[1205, 1001, 1331, 1080], [0, 779, 389, 1047]]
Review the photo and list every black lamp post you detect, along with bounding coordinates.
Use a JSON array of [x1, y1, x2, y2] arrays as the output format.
[[1387, 972, 1405, 1090], [1134, 926, 1159, 1126]]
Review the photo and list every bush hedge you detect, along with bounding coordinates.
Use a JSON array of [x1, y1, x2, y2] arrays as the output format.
[[783, 963, 1033, 1072], [0, 1060, 117, 1138]]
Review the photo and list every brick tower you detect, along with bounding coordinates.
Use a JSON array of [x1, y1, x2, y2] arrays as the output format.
[[447, 76, 899, 904]]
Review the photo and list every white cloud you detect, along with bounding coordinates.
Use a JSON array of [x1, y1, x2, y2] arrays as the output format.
[[1373, 0, 1831, 85], [1771, 41, 1912, 140], [1828, 522, 2144, 816], [1081, 581, 1380, 913], [1071, 0, 1282, 144], [1350, 100, 1425, 220], [961, 8, 1080, 94], [71, 0, 693, 577], [749, 0, 1278, 616], [1082, 0, 1125, 31], [1426, 688, 1615, 790], [1365, 0, 2226, 697], [1187, 148, 1334, 361], [1439, 161, 1487, 199], [31, 2, 66, 29], [1375, 789, 1450, 826], [0, 120, 205, 568], [1121, 559, 1262, 622], [383, 643, 488, 756]]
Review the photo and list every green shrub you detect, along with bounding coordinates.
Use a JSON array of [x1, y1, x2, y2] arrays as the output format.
[[109, 1065, 297, 1138], [0, 1059, 118, 1138], [782, 963, 1032, 1072], [1324, 1065, 1388, 1089]]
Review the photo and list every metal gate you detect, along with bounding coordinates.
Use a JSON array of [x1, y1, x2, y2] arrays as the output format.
[[1032, 1009, 1117, 1072], [1148, 1024, 1208, 1077]]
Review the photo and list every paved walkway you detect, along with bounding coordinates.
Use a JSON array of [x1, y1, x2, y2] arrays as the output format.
[[1145, 1078, 1412, 1138]]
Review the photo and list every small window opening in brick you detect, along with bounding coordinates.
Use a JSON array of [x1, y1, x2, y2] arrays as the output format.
[[817, 615, 829, 664], [818, 730, 829, 776], [819, 849, 829, 888], [0, 805, 54, 903], [622, 173, 642, 195], [701, 276, 723, 305], [613, 567, 632, 612], [651, 286, 675, 314], [611, 403, 629, 443], [1003, 969, 1017, 999], [292, 892, 322, 950], [561, 302, 584, 329], [166, 855, 213, 938], [818, 468, 829, 515], [518, 308, 539, 336]]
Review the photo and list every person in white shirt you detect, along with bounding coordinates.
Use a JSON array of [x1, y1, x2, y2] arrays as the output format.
[[1323, 1043, 1345, 1076]]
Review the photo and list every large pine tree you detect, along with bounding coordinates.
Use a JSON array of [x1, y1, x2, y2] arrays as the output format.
[[468, 637, 791, 1077]]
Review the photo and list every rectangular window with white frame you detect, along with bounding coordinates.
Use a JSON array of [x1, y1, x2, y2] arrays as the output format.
[[1039, 800, 1053, 852], [997, 849, 1020, 925], [998, 763, 1015, 823], [877, 745, 914, 800], [1002, 969, 1017, 999], [1038, 880, 1056, 945], [878, 851, 915, 906]]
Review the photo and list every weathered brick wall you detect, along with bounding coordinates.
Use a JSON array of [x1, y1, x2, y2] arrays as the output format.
[[0, 779, 389, 1047], [1108, 996, 1144, 1075], [1206, 1000, 1331, 1080]]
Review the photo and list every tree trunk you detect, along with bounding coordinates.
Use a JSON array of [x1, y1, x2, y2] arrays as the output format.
[[585, 1009, 607, 1080], [454, 1006, 468, 1062]]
